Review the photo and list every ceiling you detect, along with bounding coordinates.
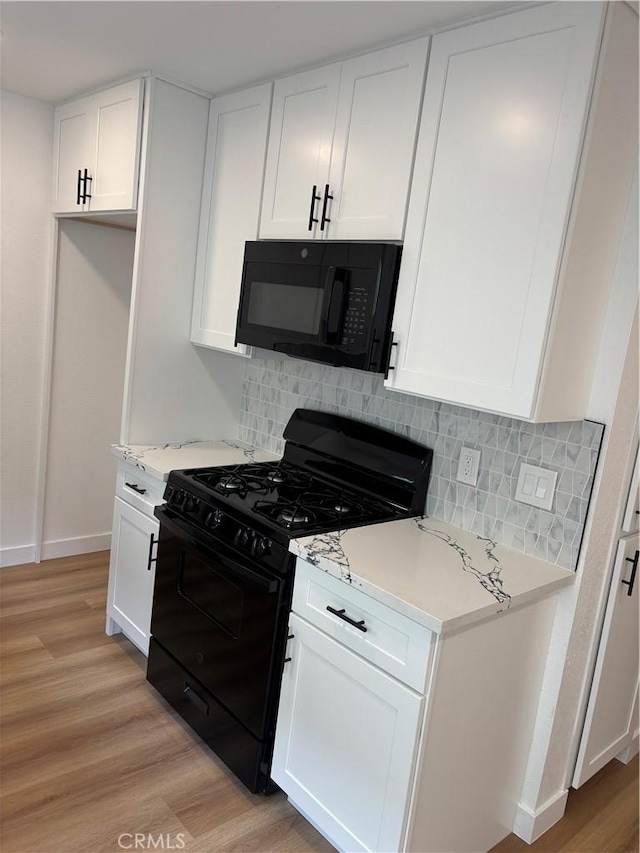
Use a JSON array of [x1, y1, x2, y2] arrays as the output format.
[[1, 1, 519, 104]]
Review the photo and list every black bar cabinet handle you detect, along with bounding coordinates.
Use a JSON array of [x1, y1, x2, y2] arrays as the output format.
[[622, 550, 639, 597], [326, 605, 367, 632], [125, 481, 146, 495], [83, 169, 92, 200], [320, 184, 333, 230], [385, 335, 399, 377], [284, 632, 295, 664], [76, 169, 82, 205], [308, 184, 321, 231], [146, 533, 158, 571]]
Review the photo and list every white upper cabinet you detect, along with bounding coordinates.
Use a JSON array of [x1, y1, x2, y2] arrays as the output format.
[[260, 63, 341, 239], [52, 96, 93, 212], [260, 38, 428, 241], [52, 78, 144, 214], [386, 2, 626, 421], [327, 39, 429, 240], [191, 83, 272, 355]]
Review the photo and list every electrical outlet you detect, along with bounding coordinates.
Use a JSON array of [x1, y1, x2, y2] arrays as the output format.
[[457, 447, 481, 486]]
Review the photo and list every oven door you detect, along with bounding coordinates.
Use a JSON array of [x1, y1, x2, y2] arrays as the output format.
[[148, 508, 290, 742]]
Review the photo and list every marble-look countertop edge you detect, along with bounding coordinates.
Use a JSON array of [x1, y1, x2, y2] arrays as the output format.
[[289, 520, 575, 635], [111, 439, 275, 480], [305, 564, 572, 635]]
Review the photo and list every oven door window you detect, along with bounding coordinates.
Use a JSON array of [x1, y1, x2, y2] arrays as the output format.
[[239, 262, 326, 341]]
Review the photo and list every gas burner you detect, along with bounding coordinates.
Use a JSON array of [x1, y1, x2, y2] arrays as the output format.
[[216, 475, 245, 493], [265, 470, 288, 485], [277, 507, 312, 528], [334, 503, 353, 515]]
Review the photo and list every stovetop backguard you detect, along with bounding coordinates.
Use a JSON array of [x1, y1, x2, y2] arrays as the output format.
[[162, 409, 433, 542]]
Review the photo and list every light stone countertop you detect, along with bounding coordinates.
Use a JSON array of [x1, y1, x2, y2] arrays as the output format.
[[112, 441, 574, 634], [289, 517, 575, 635], [111, 439, 278, 480]]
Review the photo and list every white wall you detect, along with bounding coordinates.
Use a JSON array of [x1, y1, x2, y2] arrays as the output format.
[[0, 91, 54, 566], [41, 219, 134, 558]]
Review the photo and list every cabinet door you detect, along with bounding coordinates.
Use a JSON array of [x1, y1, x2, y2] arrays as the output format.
[[260, 64, 341, 239], [107, 496, 158, 655], [622, 446, 639, 534], [573, 535, 640, 787], [326, 38, 428, 240], [191, 84, 272, 354], [272, 613, 423, 853], [386, 3, 603, 418], [52, 96, 92, 213], [89, 78, 144, 212]]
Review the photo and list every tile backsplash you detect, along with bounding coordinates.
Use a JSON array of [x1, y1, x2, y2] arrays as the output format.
[[239, 358, 604, 570]]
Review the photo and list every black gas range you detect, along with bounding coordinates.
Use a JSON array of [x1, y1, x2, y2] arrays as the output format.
[[146, 409, 432, 793]]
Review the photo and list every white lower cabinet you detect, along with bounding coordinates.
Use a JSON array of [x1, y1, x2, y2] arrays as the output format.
[[272, 613, 423, 853], [273, 559, 560, 852], [106, 464, 163, 655]]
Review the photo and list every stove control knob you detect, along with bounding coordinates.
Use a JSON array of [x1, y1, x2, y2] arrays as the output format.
[[254, 537, 271, 557], [235, 528, 250, 548], [205, 509, 224, 528], [184, 495, 200, 513]]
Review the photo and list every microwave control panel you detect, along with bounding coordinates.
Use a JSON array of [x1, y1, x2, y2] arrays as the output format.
[[341, 286, 370, 350]]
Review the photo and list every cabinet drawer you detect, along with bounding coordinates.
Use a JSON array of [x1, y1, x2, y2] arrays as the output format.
[[116, 463, 165, 516], [292, 559, 433, 692]]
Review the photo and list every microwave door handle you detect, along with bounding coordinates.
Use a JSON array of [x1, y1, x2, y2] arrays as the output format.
[[322, 266, 345, 343]]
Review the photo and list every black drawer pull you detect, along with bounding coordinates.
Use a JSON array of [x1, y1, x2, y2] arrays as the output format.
[[76, 169, 82, 205], [326, 605, 367, 632], [183, 682, 209, 716], [622, 550, 639, 597], [125, 481, 146, 494]]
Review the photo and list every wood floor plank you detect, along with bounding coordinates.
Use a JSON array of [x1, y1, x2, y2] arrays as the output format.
[[1, 552, 637, 853]]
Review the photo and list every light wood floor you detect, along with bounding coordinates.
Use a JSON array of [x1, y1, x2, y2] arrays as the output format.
[[1, 552, 637, 853]]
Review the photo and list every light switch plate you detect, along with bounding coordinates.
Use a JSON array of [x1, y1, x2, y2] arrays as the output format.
[[515, 463, 558, 511]]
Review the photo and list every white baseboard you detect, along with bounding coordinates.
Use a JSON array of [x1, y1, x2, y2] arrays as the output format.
[[616, 735, 639, 764], [0, 544, 37, 568], [513, 788, 569, 844], [40, 533, 111, 561]]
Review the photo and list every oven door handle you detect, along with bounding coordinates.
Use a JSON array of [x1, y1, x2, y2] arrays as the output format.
[[155, 506, 280, 593]]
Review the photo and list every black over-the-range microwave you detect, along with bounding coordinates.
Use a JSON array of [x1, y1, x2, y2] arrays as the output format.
[[234, 241, 402, 376]]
